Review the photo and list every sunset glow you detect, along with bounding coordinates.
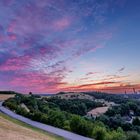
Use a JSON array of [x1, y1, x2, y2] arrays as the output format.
[[0, 0, 140, 94]]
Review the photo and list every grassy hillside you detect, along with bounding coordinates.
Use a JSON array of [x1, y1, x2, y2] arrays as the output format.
[[0, 91, 17, 101], [55, 92, 95, 100], [0, 112, 64, 140], [0, 94, 15, 100]]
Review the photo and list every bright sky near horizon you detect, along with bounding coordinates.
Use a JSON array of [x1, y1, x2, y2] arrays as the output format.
[[0, 0, 140, 94]]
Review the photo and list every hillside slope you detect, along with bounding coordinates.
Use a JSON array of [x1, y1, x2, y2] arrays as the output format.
[[0, 94, 15, 100], [0, 113, 63, 140]]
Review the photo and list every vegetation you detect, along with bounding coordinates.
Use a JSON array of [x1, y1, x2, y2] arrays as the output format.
[[0, 112, 64, 140], [126, 132, 140, 140], [0, 91, 18, 94], [96, 100, 140, 132], [3, 94, 96, 137], [2, 93, 140, 139], [86, 92, 130, 104], [105, 101, 140, 117], [45, 97, 103, 115]]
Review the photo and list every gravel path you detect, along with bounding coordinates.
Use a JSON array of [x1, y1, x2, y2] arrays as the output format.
[[0, 102, 93, 140]]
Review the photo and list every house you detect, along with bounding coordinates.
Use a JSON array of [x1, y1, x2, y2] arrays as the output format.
[[130, 110, 134, 116], [122, 116, 133, 124]]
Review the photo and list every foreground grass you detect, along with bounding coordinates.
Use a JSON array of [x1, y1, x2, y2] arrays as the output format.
[[0, 112, 64, 140]]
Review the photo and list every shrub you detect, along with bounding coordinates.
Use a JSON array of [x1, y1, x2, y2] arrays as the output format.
[[92, 126, 107, 140], [126, 132, 140, 140], [107, 130, 126, 140], [70, 115, 93, 137]]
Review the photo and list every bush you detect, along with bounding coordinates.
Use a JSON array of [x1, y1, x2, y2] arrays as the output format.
[[107, 130, 126, 140], [47, 110, 66, 128], [63, 120, 71, 131], [92, 126, 107, 140], [126, 132, 140, 140], [133, 117, 140, 126], [16, 107, 28, 117], [31, 111, 43, 122], [70, 115, 93, 137], [40, 114, 48, 124]]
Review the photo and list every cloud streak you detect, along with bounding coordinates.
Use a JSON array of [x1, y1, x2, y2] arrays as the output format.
[[0, 0, 139, 94]]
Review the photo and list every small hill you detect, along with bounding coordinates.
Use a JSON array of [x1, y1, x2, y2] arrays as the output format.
[[55, 92, 95, 100]]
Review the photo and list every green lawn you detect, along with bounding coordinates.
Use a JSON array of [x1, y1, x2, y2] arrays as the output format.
[[0, 112, 64, 140]]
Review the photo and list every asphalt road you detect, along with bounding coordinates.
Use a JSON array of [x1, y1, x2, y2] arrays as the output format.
[[0, 102, 93, 140]]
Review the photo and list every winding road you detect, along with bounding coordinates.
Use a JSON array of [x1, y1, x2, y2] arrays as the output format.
[[0, 101, 93, 140]]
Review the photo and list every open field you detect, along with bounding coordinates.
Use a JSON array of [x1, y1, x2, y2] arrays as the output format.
[[0, 113, 63, 140], [87, 106, 109, 117], [0, 94, 15, 100], [55, 92, 95, 100]]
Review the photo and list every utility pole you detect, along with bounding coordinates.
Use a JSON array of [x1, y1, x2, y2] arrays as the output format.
[[125, 90, 127, 94], [133, 88, 137, 94]]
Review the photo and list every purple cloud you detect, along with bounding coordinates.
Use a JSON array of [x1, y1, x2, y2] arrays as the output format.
[[0, 0, 135, 94]]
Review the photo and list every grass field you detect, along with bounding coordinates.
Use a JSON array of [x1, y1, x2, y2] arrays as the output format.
[[0, 93, 63, 140], [0, 94, 15, 100], [0, 112, 64, 140]]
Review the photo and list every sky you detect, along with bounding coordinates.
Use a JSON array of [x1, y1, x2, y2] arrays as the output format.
[[0, 0, 140, 94]]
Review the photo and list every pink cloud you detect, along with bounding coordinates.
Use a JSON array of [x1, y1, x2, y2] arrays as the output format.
[[8, 34, 17, 40], [0, 55, 31, 71], [52, 17, 71, 30], [9, 70, 67, 93]]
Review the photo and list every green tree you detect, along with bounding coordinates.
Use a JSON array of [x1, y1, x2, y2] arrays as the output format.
[[107, 128, 126, 140], [126, 132, 140, 140], [63, 120, 71, 131], [133, 117, 140, 126], [47, 110, 66, 128], [92, 126, 107, 140], [70, 115, 93, 137]]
